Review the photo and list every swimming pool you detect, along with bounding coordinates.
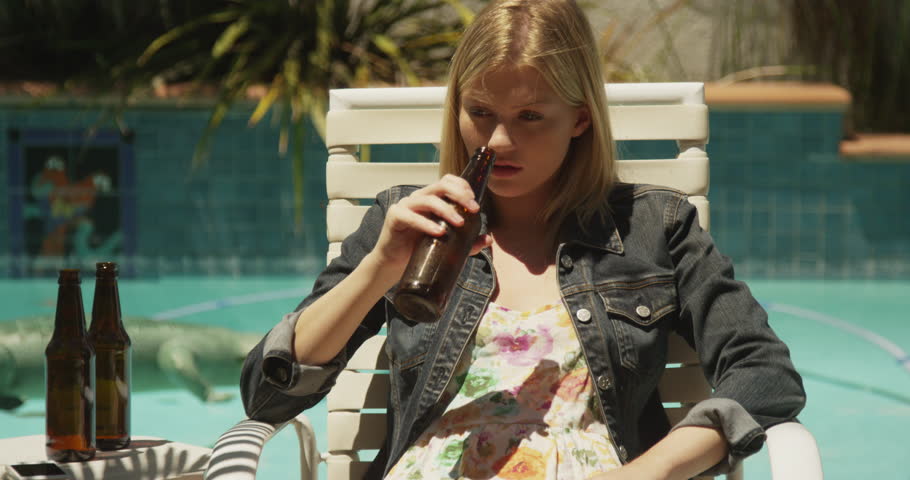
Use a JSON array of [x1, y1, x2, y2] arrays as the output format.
[[2, 276, 907, 479]]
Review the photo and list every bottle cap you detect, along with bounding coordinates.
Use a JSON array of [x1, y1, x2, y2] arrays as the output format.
[[58, 269, 81, 284], [96, 262, 119, 277]]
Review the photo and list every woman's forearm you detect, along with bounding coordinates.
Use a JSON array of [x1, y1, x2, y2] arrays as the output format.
[[626, 426, 727, 480], [292, 251, 399, 365]]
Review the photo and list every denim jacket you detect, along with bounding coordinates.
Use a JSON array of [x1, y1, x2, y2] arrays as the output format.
[[240, 183, 806, 478]]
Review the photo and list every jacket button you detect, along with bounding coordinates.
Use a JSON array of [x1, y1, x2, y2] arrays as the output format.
[[618, 445, 628, 461], [635, 305, 651, 318], [559, 254, 573, 269], [596, 375, 612, 390], [575, 308, 592, 323]]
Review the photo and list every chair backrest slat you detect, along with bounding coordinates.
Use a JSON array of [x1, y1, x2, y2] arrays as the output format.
[[657, 365, 713, 403], [326, 83, 705, 110], [326, 162, 439, 200], [666, 332, 700, 365], [327, 412, 387, 452], [663, 405, 695, 426], [327, 371, 390, 410], [326, 458, 370, 480], [326, 104, 707, 146], [345, 335, 389, 370], [325, 157, 708, 202], [325, 156, 710, 244]]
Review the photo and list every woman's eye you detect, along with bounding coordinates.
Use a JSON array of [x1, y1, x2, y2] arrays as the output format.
[[520, 111, 543, 121], [468, 108, 491, 117]]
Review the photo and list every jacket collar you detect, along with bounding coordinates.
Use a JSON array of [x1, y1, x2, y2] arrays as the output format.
[[402, 181, 622, 254], [479, 205, 624, 255], [558, 208, 624, 254]]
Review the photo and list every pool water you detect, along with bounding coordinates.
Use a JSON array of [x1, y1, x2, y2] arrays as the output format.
[[2, 276, 908, 479]]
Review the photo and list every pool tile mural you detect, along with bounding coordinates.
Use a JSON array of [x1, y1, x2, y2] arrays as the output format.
[[6, 128, 136, 277], [0, 98, 907, 278], [0, 103, 322, 277]]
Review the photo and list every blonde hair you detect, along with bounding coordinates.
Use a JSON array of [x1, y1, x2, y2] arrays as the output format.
[[438, 0, 616, 227]]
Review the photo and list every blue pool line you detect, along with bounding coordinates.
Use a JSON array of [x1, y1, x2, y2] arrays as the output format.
[[763, 302, 910, 373], [152, 292, 909, 373], [151, 287, 310, 320]]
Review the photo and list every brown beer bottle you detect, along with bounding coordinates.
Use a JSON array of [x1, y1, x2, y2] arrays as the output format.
[[45, 269, 96, 462], [393, 146, 496, 322], [88, 262, 131, 450]]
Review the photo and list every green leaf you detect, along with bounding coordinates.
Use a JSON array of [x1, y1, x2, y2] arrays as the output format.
[[305, 93, 327, 141], [291, 116, 306, 233], [191, 94, 235, 170], [442, 0, 475, 25], [138, 10, 242, 66], [249, 79, 282, 125], [396, 59, 420, 86], [212, 17, 250, 58], [402, 31, 461, 49], [283, 58, 301, 89], [309, 0, 334, 70], [371, 34, 401, 57]]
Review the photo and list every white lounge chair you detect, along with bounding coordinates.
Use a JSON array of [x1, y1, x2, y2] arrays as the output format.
[[203, 83, 823, 480]]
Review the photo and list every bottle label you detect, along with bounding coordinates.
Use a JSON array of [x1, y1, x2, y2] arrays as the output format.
[[95, 349, 131, 436], [45, 356, 94, 438]]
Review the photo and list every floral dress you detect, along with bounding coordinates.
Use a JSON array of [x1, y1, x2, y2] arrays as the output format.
[[385, 302, 622, 480]]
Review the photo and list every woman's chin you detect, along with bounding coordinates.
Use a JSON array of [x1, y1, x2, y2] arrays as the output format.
[[488, 174, 560, 200], [488, 183, 543, 201]]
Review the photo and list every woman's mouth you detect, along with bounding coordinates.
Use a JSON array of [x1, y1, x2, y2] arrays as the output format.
[[492, 164, 521, 178]]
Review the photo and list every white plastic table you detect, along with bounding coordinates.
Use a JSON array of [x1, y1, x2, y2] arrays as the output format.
[[0, 436, 211, 480]]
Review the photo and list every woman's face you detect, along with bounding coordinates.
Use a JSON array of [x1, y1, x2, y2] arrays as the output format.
[[458, 65, 590, 201]]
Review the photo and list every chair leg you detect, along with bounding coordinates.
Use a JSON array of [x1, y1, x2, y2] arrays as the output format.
[[204, 419, 289, 480], [291, 413, 322, 480], [766, 422, 823, 480]]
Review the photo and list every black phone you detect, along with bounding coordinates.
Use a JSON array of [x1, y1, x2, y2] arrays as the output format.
[[5, 463, 70, 480]]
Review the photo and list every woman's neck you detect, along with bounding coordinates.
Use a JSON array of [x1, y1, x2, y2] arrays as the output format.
[[488, 192, 560, 267], [489, 183, 555, 231]]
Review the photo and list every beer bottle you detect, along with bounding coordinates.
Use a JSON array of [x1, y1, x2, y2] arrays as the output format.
[[88, 262, 131, 450], [394, 146, 496, 322], [45, 269, 96, 462]]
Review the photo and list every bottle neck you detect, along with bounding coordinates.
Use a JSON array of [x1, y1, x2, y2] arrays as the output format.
[[54, 283, 88, 338], [91, 279, 124, 330], [461, 148, 496, 204]]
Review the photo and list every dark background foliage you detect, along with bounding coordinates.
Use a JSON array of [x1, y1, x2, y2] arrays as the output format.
[[789, 0, 910, 134], [1, 0, 907, 137], [0, 0, 222, 87]]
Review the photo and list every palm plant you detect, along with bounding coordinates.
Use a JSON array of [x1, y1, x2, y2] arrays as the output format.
[[131, 0, 472, 158], [125, 0, 473, 233]]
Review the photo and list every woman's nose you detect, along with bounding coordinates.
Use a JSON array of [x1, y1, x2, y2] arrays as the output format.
[[487, 122, 515, 153]]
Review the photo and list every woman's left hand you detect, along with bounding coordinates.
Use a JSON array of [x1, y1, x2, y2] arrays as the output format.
[[587, 462, 665, 480], [589, 426, 725, 480]]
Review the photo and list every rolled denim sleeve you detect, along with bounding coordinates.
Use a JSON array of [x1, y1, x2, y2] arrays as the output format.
[[240, 189, 395, 424], [670, 398, 765, 475], [238, 310, 350, 423], [260, 312, 347, 395], [666, 195, 807, 473]]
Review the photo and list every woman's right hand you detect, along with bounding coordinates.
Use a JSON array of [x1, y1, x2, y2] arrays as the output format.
[[368, 174, 490, 278]]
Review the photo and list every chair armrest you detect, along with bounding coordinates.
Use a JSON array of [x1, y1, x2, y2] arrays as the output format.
[[765, 421, 824, 480], [203, 414, 321, 480]]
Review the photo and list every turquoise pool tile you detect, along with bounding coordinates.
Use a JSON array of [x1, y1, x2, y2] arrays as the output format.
[[1, 101, 908, 278]]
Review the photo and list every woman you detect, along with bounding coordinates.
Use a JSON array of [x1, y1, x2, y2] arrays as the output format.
[[240, 0, 806, 478]]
